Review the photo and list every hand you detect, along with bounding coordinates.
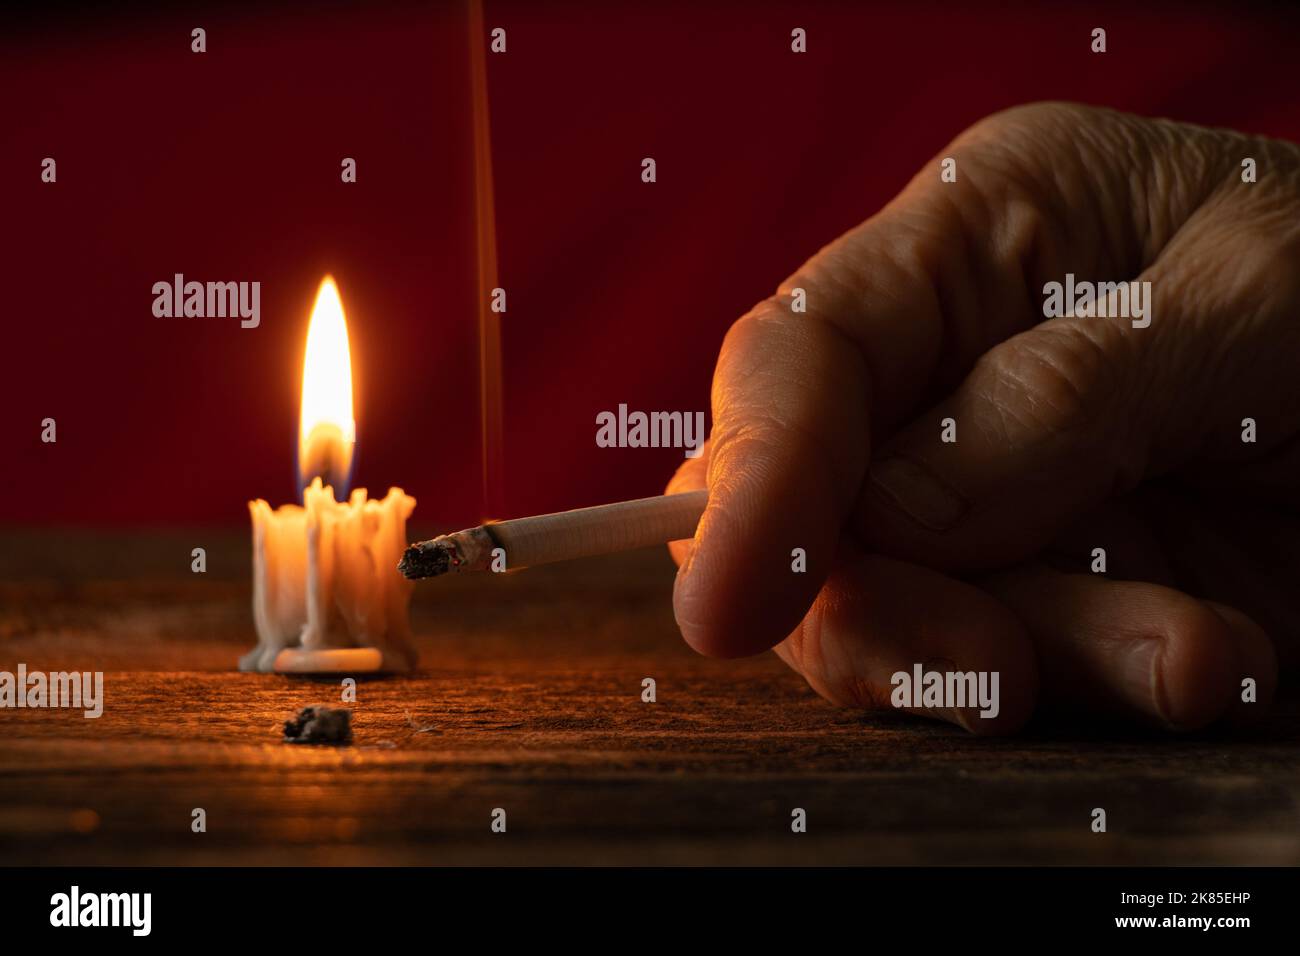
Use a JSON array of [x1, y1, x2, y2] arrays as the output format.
[[667, 102, 1299, 734]]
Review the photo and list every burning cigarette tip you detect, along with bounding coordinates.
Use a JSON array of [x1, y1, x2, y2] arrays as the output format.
[[398, 540, 457, 580]]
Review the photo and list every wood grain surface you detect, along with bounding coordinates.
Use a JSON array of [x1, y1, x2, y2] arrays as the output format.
[[0, 530, 1296, 865]]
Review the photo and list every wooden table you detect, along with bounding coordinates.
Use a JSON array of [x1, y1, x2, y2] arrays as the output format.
[[1, 530, 1296, 865]]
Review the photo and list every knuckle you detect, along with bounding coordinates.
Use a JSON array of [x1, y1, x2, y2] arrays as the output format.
[[1228, 227, 1300, 305], [961, 101, 1092, 147], [970, 324, 1121, 443], [714, 302, 798, 385]]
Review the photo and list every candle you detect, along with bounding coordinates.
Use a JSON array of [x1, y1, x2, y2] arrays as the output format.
[[239, 277, 418, 674]]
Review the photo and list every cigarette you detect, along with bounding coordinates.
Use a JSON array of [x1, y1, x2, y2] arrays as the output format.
[[398, 489, 707, 579]]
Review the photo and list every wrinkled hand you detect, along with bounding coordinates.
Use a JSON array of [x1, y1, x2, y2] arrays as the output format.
[[667, 102, 1300, 733]]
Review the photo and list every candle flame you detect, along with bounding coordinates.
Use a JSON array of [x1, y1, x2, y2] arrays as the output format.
[[298, 276, 355, 496]]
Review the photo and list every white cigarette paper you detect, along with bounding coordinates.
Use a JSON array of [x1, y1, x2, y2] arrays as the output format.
[[487, 490, 706, 569], [402, 489, 707, 578]]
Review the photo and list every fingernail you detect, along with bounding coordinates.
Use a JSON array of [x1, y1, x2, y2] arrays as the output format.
[[868, 456, 969, 531], [1122, 638, 1169, 725]]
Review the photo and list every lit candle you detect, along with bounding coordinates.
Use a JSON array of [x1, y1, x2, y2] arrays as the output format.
[[240, 277, 417, 673]]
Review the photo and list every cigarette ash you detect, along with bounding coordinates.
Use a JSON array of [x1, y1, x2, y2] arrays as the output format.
[[283, 705, 352, 744], [398, 540, 457, 579]]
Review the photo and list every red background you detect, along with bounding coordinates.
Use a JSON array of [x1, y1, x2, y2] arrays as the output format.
[[3, 0, 1299, 527]]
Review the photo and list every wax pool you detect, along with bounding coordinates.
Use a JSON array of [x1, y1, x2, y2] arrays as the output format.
[[240, 477, 417, 672]]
